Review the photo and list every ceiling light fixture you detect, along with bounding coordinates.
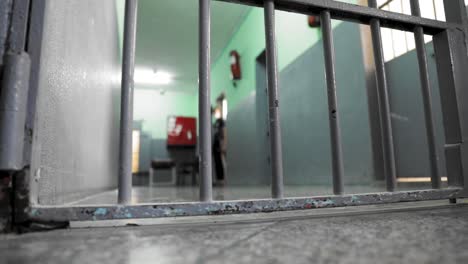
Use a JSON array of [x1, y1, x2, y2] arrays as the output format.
[[134, 68, 172, 85], [397, 177, 448, 183]]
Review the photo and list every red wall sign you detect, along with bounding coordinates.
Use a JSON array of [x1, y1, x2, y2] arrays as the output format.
[[167, 116, 197, 147]]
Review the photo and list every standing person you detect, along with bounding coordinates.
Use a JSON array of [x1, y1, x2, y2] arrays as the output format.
[[212, 111, 226, 186]]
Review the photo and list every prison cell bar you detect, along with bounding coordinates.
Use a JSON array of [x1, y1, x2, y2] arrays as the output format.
[[434, 0, 468, 190], [118, 0, 138, 205], [410, 0, 442, 189], [264, 0, 285, 199], [368, 0, 397, 192], [218, 0, 455, 34], [320, 10, 344, 195], [118, 0, 460, 204], [199, 0, 213, 202], [25, 0, 468, 223]]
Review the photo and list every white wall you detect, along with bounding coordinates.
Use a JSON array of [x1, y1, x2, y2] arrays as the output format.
[[31, 0, 121, 205]]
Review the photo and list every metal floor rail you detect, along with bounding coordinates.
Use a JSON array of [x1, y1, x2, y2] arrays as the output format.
[[29, 189, 462, 222], [1, 0, 468, 225]]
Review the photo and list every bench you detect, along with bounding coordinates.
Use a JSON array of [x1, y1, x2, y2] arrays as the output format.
[[149, 159, 177, 186]]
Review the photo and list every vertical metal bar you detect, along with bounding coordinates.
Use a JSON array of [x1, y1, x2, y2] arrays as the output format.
[[25, 0, 47, 206], [357, 0, 385, 182], [6, 0, 30, 54], [263, 0, 284, 199], [0, 0, 31, 171], [368, 0, 397, 192], [434, 0, 468, 193], [434, 32, 464, 188], [0, 0, 12, 66], [199, 0, 213, 202], [118, 0, 138, 204], [443, 0, 468, 23], [320, 10, 344, 195], [442, 0, 468, 57], [410, 0, 441, 189], [0, 54, 30, 171]]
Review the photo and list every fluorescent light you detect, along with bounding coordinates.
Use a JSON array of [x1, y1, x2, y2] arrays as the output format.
[[222, 99, 228, 120], [397, 177, 448, 183], [134, 68, 172, 85]]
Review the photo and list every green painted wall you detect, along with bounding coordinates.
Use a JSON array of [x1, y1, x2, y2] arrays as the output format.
[[116, 0, 357, 140], [116, 0, 198, 141], [225, 21, 373, 186], [211, 0, 356, 110], [115, 0, 125, 54], [134, 89, 197, 172], [385, 42, 446, 178], [133, 90, 197, 139]]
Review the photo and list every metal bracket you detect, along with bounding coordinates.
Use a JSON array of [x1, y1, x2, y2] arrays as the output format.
[[0, 52, 31, 171], [0, 52, 31, 232]]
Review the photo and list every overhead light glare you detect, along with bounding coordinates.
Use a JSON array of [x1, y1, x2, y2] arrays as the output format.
[[135, 68, 172, 85], [397, 177, 448, 183]]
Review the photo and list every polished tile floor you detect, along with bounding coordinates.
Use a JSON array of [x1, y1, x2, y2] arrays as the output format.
[[1, 201, 467, 264]]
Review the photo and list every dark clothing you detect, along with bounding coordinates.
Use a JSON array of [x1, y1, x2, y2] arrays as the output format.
[[213, 150, 224, 181], [213, 119, 225, 152], [213, 118, 225, 181]]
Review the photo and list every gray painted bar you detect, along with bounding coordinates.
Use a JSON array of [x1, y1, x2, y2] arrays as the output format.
[[199, 0, 213, 202], [216, 0, 457, 34], [321, 10, 344, 195], [368, 0, 397, 192], [434, 1, 468, 194], [118, 0, 138, 204], [264, 0, 284, 199], [410, 0, 441, 189]]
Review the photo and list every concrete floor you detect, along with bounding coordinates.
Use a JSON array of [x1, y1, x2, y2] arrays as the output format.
[[1, 201, 467, 264]]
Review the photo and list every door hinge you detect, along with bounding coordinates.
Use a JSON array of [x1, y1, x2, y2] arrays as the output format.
[[0, 52, 31, 171]]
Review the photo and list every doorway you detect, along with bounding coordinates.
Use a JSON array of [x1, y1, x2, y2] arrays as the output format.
[[213, 93, 228, 184], [255, 50, 272, 182]]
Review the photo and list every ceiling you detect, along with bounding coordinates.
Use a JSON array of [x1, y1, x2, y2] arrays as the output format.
[[135, 0, 250, 93]]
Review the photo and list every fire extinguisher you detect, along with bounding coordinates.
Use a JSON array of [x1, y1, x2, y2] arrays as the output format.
[[308, 16, 320, 27], [230, 50, 241, 81]]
